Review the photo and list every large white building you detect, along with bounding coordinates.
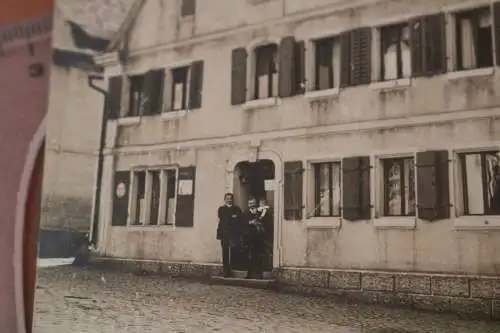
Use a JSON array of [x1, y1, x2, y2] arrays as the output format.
[[89, 0, 500, 317]]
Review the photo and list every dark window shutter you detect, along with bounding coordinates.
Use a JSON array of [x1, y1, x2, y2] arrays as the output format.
[[349, 27, 372, 86], [231, 47, 247, 105], [188, 60, 204, 109], [410, 17, 424, 76], [339, 31, 351, 87], [294, 40, 306, 95], [142, 70, 164, 116], [417, 150, 450, 221], [284, 161, 303, 220], [494, 2, 500, 66], [175, 166, 196, 227], [278, 36, 296, 98], [107, 76, 122, 119], [424, 13, 446, 75], [111, 171, 130, 226], [411, 14, 446, 77], [181, 0, 196, 16], [342, 156, 371, 221]]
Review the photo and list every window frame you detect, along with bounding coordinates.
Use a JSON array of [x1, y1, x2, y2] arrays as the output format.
[[170, 66, 190, 111], [373, 152, 417, 229], [378, 22, 411, 81], [128, 74, 146, 118], [252, 43, 278, 100], [455, 148, 500, 217], [312, 161, 342, 218], [127, 166, 179, 227], [380, 156, 416, 217], [452, 146, 500, 230], [304, 157, 342, 229], [313, 36, 336, 91]]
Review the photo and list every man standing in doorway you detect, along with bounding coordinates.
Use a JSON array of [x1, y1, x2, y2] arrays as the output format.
[[216, 193, 243, 277], [245, 198, 266, 279]]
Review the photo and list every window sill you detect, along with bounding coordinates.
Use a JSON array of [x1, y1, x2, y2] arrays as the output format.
[[373, 217, 416, 229], [305, 216, 341, 229], [446, 67, 494, 81], [117, 116, 141, 126], [243, 97, 281, 110], [161, 110, 188, 120], [369, 78, 411, 91], [304, 88, 340, 101], [454, 216, 500, 230]]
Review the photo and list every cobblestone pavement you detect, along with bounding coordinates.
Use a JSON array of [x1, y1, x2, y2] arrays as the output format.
[[34, 266, 500, 333]]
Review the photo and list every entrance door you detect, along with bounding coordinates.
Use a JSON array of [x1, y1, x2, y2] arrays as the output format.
[[233, 159, 275, 272]]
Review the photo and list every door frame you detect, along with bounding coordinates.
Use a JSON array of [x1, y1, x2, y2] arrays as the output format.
[[13, 118, 46, 333], [226, 148, 283, 269]]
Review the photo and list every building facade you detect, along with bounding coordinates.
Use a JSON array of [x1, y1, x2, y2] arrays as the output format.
[[40, 0, 132, 257], [94, 0, 500, 315]]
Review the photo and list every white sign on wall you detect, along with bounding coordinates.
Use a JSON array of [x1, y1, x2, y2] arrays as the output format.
[[178, 179, 193, 195]]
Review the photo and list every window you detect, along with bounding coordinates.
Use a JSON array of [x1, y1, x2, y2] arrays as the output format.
[[181, 0, 196, 17], [314, 37, 339, 90], [380, 23, 411, 80], [381, 157, 415, 217], [171, 66, 189, 111], [130, 168, 178, 225], [313, 162, 341, 217], [455, 7, 493, 70], [128, 75, 146, 117], [458, 151, 500, 215], [254, 44, 278, 99]]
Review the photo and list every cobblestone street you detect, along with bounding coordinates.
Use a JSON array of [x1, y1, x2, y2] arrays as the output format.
[[34, 266, 500, 333]]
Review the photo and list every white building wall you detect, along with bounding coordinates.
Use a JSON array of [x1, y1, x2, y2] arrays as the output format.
[[95, 0, 500, 275]]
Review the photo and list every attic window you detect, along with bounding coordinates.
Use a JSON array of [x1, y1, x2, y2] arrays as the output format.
[[181, 0, 196, 17]]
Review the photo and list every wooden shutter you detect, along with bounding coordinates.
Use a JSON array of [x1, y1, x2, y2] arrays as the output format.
[[284, 161, 304, 220], [175, 166, 196, 227], [278, 36, 296, 98], [494, 2, 500, 66], [339, 31, 351, 87], [231, 47, 247, 105], [106, 76, 122, 119], [350, 27, 372, 86], [411, 14, 446, 76], [294, 40, 306, 95], [416, 150, 450, 221], [181, 0, 196, 16], [410, 17, 424, 76], [342, 156, 371, 221], [188, 60, 204, 109], [424, 13, 446, 75], [111, 171, 130, 226]]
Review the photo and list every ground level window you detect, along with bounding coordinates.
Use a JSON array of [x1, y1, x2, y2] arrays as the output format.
[[130, 168, 178, 225], [313, 162, 341, 217], [381, 157, 415, 216], [455, 7, 493, 70], [458, 151, 500, 215]]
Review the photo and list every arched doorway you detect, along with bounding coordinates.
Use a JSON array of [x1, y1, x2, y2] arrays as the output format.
[[232, 159, 275, 273], [22, 140, 44, 333]]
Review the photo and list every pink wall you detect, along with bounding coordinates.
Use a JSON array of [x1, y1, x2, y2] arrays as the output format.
[[0, 18, 51, 332]]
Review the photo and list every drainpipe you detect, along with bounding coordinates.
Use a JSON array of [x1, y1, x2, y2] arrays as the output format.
[[87, 73, 107, 246]]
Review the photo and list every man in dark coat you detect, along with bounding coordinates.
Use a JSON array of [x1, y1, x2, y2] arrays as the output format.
[[216, 193, 243, 277]]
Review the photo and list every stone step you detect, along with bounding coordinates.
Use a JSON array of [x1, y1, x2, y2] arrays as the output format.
[[209, 276, 277, 290]]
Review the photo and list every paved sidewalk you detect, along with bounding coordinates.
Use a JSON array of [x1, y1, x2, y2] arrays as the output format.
[[34, 266, 500, 333]]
